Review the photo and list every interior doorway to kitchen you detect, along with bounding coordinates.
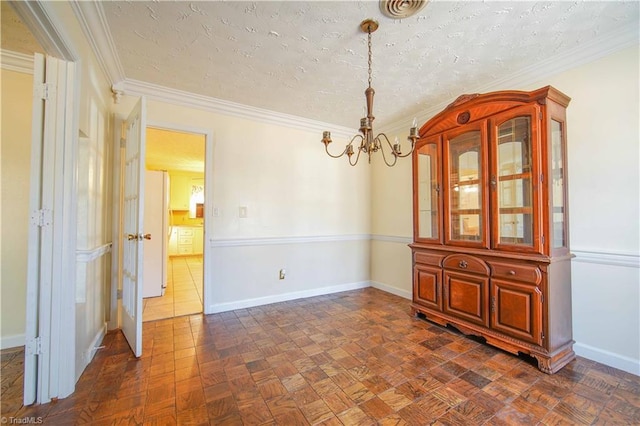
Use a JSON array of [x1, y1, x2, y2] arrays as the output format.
[[142, 126, 206, 322]]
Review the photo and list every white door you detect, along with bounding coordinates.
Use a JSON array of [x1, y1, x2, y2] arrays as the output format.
[[143, 170, 167, 298], [121, 98, 147, 357], [24, 54, 77, 404]]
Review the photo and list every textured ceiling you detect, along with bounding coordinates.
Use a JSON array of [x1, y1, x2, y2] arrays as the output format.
[[146, 127, 205, 173], [102, 0, 639, 129], [0, 2, 44, 55]]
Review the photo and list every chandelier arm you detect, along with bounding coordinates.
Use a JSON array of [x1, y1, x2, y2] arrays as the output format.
[[375, 134, 399, 167], [324, 143, 348, 159], [348, 136, 364, 166], [377, 132, 396, 151]]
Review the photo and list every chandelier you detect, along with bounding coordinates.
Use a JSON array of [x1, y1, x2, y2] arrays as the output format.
[[322, 19, 418, 167]]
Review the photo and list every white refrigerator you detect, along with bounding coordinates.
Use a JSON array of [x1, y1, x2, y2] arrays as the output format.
[[143, 170, 169, 298]]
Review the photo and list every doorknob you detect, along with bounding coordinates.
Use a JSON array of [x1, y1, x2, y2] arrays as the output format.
[[143, 233, 151, 240], [127, 234, 138, 241]]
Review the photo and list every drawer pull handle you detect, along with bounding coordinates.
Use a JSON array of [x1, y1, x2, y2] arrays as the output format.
[[459, 260, 468, 269], [508, 270, 516, 275]]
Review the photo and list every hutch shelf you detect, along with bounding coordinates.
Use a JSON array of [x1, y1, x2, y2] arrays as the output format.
[[410, 86, 574, 373]]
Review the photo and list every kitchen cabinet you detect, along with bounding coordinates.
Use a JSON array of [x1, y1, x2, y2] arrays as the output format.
[[411, 86, 574, 373], [168, 226, 203, 256], [170, 174, 190, 210]]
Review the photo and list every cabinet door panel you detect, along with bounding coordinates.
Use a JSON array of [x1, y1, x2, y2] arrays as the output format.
[[490, 106, 542, 253], [443, 271, 489, 327], [414, 139, 441, 242], [491, 279, 542, 345], [414, 265, 442, 311], [443, 125, 489, 249]]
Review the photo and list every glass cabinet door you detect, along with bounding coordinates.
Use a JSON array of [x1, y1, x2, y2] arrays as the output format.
[[416, 141, 440, 241], [491, 109, 540, 252], [445, 129, 486, 246], [550, 119, 567, 250]]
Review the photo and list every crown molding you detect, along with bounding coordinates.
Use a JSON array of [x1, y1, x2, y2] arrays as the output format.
[[0, 49, 34, 74], [118, 78, 358, 139], [381, 22, 640, 136], [69, 0, 125, 85]]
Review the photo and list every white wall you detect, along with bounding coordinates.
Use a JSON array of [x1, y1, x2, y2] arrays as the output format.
[[113, 97, 371, 313], [0, 69, 33, 349], [530, 46, 639, 374], [371, 44, 640, 375]]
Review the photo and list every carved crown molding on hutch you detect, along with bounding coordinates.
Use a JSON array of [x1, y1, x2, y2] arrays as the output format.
[[380, 21, 640, 137], [0, 49, 34, 74]]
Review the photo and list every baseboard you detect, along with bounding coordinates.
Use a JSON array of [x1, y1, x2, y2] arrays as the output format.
[[0, 334, 25, 350], [82, 324, 107, 368], [574, 342, 640, 376], [207, 281, 371, 314], [370, 281, 412, 300]]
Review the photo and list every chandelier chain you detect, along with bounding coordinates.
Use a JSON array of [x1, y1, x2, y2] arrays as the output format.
[[367, 30, 372, 89]]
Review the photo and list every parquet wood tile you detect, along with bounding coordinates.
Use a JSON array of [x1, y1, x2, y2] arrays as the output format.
[[2, 288, 640, 425]]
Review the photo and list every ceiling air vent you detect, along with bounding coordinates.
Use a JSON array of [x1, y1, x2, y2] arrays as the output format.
[[379, 0, 428, 19]]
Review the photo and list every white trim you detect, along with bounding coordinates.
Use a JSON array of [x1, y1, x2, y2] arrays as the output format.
[[76, 242, 112, 263], [371, 234, 412, 244], [573, 249, 639, 269], [69, 0, 125, 84], [209, 234, 371, 248], [8, 1, 78, 61], [382, 21, 640, 134], [371, 281, 411, 300], [118, 79, 357, 140], [574, 342, 640, 377], [1, 334, 25, 350], [78, 323, 107, 379], [0, 49, 34, 74], [208, 281, 371, 313]]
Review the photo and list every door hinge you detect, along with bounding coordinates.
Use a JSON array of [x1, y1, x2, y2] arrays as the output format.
[[541, 235, 545, 245], [540, 173, 544, 183], [31, 209, 53, 227], [541, 331, 545, 341], [35, 82, 56, 100], [25, 337, 44, 356], [539, 111, 543, 120], [490, 296, 496, 313], [117, 289, 123, 300]]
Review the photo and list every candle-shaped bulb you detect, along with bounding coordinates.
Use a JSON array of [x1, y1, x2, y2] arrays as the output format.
[[412, 117, 417, 128]]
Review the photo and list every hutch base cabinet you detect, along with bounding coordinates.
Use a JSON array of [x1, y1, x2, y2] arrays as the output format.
[[411, 87, 574, 373]]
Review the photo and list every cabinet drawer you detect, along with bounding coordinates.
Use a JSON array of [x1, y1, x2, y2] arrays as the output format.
[[177, 245, 192, 254], [178, 237, 193, 245], [443, 254, 489, 276], [179, 228, 194, 237], [414, 252, 444, 267], [488, 261, 541, 284]]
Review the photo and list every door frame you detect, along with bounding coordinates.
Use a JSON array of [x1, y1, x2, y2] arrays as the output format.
[[110, 119, 214, 331], [10, 1, 81, 403]]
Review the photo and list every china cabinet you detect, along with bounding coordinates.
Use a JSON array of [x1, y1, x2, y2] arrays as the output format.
[[411, 86, 573, 373]]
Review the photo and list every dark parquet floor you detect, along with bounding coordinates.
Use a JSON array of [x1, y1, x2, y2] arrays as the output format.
[[1, 288, 639, 425]]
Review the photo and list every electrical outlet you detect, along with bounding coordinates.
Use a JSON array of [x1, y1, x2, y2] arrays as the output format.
[[279, 269, 286, 280]]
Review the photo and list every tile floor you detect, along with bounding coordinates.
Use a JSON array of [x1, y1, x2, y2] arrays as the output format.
[[2, 288, 639, 425], [143, 256, 203, 322]]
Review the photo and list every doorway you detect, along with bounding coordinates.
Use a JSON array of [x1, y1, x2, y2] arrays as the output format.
[[142, 127, 206, 322]]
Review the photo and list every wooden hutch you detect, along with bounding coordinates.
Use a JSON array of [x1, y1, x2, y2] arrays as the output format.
[[410, 86, 574, 373]]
